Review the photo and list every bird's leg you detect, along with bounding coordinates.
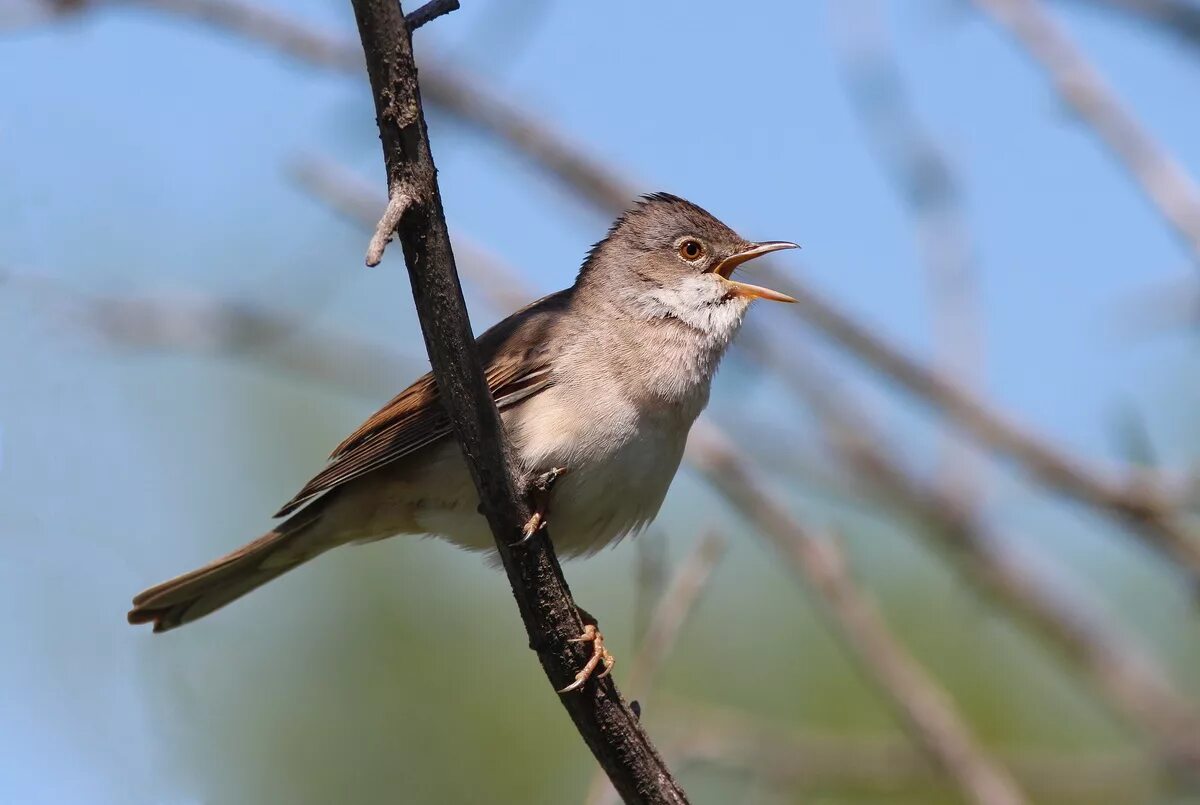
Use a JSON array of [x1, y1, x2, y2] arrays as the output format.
[[558, 606, 615, 694], [519, 466, 570, 542]]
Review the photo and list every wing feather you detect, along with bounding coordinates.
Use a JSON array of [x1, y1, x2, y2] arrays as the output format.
[[273, 290, 568, 518]]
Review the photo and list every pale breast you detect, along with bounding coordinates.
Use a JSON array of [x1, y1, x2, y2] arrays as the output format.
[[411, 312, 728, 557]]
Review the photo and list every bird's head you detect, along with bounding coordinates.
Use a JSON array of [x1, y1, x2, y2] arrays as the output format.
[[576, 193, 797, 336]]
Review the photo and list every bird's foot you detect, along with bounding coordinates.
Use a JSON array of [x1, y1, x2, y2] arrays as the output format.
[[558, 616, 615, 694], [520, 466, 569, 542]]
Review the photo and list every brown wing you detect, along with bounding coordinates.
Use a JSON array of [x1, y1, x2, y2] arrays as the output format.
[[273, 290, 569, 517]]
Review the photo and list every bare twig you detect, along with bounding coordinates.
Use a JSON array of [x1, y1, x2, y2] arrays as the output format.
[[364, 191, 410, 266], [403, 0, 457, 30], [46, 0, 1197, 579], [585, 533, 727, 805], [970, 0, 1200, 266], [687, 432, 1027, 805], [345, 2, 685, 801]]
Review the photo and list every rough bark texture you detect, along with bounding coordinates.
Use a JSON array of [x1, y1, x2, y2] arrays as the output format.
[[346, 1, 688, 801]]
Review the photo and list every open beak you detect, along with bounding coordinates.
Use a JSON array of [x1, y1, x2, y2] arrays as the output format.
[[709, 241, 799, 303]]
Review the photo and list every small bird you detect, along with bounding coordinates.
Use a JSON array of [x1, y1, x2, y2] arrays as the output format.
[[128, 193, 797, 688]]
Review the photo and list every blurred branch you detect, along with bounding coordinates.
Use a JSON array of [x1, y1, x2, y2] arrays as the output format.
[[687, 434, 1028, 805], [586, 533, 727, 805], [632, 532, 669, 649], [762, 268, 1200, 584], [345, 2, 686, 802], [35, 0, 1199, 580], [970, 0, 1200, 266], [659, 699, 1154, 802], [833, 0, 986, 509], [764, 343, 1200, 771], [1056, 0, 1200, 53], [620, 533, 726, 709]]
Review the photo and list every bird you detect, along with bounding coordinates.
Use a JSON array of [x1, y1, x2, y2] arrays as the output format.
[[128, 192, 797, 690]]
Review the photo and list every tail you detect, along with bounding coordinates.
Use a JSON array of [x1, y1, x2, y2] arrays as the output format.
[[128, 509, 327, 633]]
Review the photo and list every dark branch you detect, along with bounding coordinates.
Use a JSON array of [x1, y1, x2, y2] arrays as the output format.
[[344, 1, 687, 801], [404, 0, 458, 30]]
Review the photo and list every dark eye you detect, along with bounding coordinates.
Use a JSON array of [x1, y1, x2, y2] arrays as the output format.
[[678, 239, 705, 261]]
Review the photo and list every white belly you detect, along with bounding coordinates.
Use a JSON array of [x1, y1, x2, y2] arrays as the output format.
[[413, 389, 691, 558]]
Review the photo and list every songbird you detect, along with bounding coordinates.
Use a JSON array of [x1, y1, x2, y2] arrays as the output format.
[[128, 193, 797, 690]]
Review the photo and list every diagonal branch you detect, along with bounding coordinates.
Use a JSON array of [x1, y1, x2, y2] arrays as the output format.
[[344, 2, 685, 802], [758, 342, 1200, 770], [687, 433, 1028, 805]]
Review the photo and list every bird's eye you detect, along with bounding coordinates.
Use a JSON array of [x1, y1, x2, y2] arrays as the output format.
[[678, 239, 705, 261]]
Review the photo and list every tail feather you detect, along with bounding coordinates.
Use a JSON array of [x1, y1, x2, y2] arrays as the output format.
[[129, 511, 326, 632]]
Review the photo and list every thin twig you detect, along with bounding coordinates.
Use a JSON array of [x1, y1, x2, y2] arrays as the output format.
[[687, 432, 1028, 805], [585, 533, 727, 805], [970, 0, 1200, 266], [403, 0, 457, 30], [364, 190, 410, 266], [49, 0, 1198, 580]]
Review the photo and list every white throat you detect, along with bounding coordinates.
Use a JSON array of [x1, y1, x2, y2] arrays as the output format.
[[633, 273, 751, 346]]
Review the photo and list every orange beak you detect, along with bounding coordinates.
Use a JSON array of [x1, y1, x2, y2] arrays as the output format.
[[709, 241, 799, 303]]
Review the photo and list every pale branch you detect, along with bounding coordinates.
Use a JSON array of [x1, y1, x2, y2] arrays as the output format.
[[657, 699, 1154, 802], [290, 158, 1200, 769], [344, 1, 686, 802], [621, 533, 726, 705], [969, 0, 1200, 266], [46, 0, 1199, 581], [761, 342, 1200, 770], [687, 431, 1028, 805], [755, 267, 1200, 587]]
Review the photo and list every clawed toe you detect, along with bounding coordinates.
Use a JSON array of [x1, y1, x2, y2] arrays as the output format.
[[558, 623, 616, 694], [519, 466, 570, 543]]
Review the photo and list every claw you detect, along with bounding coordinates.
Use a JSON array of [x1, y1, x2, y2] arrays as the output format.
[[519, 466, 570, 543], [558, 623, 615, 694]]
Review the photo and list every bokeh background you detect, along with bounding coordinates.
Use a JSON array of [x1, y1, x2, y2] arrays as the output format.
[[3, 0, 1200, 802]]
